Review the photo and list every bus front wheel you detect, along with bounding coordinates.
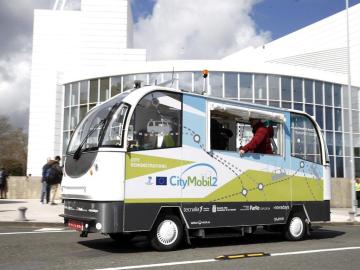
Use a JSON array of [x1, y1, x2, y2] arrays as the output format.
[[150, 215, 183, 251], [284, 214, 306, 241]]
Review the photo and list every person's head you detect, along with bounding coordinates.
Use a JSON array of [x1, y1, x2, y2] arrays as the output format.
[[55, 156, 61, 162], [249, 118, 260, 128]]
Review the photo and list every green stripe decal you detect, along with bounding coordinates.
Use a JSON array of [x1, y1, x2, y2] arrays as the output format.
[[125, 153, 193, 180]]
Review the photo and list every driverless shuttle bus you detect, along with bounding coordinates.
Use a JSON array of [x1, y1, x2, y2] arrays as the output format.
[[61, 85, 331, 251]]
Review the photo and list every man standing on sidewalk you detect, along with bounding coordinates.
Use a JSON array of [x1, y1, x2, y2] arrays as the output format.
[[49, 156, 63, 205]]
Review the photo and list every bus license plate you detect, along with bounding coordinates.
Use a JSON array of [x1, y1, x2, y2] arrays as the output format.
[[68, 220, 83, 231]]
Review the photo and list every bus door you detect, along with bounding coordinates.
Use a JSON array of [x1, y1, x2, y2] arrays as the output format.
[[123, 91, 184, 232]]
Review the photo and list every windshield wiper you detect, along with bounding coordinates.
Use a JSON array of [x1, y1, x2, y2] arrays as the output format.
[[73, 119, 106, 160]]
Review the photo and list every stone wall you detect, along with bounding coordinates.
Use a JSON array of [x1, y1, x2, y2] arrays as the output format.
[[2, 177, 355, 208], [5, 177, 60, 200]]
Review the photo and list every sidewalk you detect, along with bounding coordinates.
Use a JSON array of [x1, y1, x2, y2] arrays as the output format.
[[0, 199, 359, 225]]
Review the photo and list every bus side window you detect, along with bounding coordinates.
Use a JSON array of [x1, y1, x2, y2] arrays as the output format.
[[291, 113, 321, 164], [128, 91, 182, 151]]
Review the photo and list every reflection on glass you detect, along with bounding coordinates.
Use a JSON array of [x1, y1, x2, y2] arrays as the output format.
[[79, 105, 87, 122], [336, 157, 343, 177], [123, 75, 135, 91], [335, 132, 343, 156], [333, 84, 341, 107], [135, 74, 148, 85], [111, 76, 121, 97], [305, 104, 314, 116], [209, 72, 223, 97], [353, 110, 360, 133], [254, 74, 266, 100], [100, 78, 109, 102], [334, 108, 342, 131], [70, 106, 79, 130], [326, 132, 334, 155], [315, 105, 324, 129], [64, 84, 71, 107], [178, 72, 192, 92], [63, 107, 70, 130], [149, 73, 162, 85], [293, 78, 303, 102], [324, 83, 333, 106], [351, 87, 360, 110], [305, 79, 313, 103], [71, 82, 79, 106], [89, 79, 98, 103], [325, 107, 333, 130], [315, 81, 323, 104], [194, 72, 203, 94], [80, 81, 88, 104], [225, 73, 238, 98], [281, 76, 291, 101], [240, 73, 252, 100], [268, 75, 279, 100]]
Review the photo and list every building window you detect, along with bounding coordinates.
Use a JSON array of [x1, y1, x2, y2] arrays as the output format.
[[80, 81, 88, 104], [111, 76, 122, 97], [315, 81, 323, 104], [89, 79, 98, 103], [64, 84, 71, 107], [128, 91, 182, 151], [71, 82, 79, 106], [281, 76, 291, 101], [123, 75, 135, 91], [333, 84, 341, 107], [268, 75, 280, 100], [304, 79, 313, 104], [225, 72, 238, 99], [240, 73, 252, 101], [209, 72, 223, 97], [254, 74, 267, 101], [100, 78, 109, 102], [293, 78, 303, 103], [324, 83, 333, 106]]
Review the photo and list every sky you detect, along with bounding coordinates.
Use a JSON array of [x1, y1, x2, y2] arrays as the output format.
[[0, 0, 359, 131]]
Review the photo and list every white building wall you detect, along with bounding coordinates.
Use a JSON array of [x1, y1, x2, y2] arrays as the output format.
[[27, 0, 146, 176]]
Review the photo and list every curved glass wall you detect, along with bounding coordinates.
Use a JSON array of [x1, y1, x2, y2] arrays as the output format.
[[63, 71, 360, 178]]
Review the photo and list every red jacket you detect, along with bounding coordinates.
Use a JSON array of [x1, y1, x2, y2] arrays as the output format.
[[240, 122, 273, 154]]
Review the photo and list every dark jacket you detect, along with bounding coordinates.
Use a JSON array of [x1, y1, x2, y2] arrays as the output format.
[[43, 160, 63, 184], [240, 122, 273, 154]]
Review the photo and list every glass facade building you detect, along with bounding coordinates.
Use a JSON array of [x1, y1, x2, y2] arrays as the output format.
[[63, 71, 360, 179]]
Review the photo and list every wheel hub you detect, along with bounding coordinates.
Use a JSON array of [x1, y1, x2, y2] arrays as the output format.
[[289, 217, 304, 238], [157, 220, 179, 246]]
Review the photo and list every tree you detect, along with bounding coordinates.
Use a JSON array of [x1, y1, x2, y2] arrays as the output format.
[[0, 115, 28, 175]]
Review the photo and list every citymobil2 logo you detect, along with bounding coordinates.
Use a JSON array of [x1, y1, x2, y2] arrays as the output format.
[[170, 163, 218, 189]]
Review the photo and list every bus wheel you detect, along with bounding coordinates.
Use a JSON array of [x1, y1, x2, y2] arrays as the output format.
[[284, 214, 306, 241], [150, 215, 183, 251]]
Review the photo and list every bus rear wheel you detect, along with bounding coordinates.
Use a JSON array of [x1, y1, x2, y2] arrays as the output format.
[[284, 214, 306, 241], [150, 215, 183, 251]]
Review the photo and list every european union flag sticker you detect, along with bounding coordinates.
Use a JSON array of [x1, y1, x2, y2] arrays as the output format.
[[156, 177, 167, 186]]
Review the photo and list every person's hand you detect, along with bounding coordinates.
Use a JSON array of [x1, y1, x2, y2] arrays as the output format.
[[239, 149, 245, 156]]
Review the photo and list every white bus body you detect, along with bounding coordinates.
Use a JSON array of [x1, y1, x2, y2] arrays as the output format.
[[61, 85, 331, 250]]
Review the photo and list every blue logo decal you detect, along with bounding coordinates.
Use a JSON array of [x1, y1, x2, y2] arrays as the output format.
[[156, 176, 167, 186]]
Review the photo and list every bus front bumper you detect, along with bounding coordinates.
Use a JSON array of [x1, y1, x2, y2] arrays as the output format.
[[61, 199, 124, 234]]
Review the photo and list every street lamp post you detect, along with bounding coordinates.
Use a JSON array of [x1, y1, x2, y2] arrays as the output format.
[[345, 0, 358, 221]]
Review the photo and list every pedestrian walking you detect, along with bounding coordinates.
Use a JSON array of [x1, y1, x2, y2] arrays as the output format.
[[40, 158, 51, 204], [0, 167, 9, 199]]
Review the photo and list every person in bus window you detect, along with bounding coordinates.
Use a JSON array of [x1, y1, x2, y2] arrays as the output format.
[[239, 118, 273, 155], [211, 118, 233, 150]]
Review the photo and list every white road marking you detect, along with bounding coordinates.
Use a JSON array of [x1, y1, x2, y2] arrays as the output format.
[[0, 229, 75, 235], [271, 246, 360, 256], [34, 228, 67, 232], [92, 246, 360, 270]]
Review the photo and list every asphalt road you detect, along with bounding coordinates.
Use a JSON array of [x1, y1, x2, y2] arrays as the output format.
[[0, 224, 359, 270]]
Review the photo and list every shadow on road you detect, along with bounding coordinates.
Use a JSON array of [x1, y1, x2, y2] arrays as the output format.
[[0, 200, 27, 205], [78, 227, 345, 253]]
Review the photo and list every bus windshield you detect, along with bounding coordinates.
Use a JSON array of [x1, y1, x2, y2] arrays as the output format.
[[67, 92, 129, 154]]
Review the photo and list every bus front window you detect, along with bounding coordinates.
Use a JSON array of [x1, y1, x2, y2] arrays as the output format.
[[101, 104, 129, 147], [67, 100, 119, 154]]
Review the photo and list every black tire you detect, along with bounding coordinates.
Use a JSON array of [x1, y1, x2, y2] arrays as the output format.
[[284, 214, 306, 241], [109, 233, 133, 243], [150, 215, 183, 251]]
